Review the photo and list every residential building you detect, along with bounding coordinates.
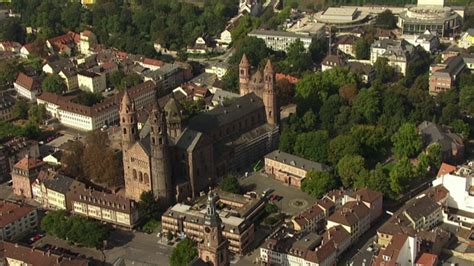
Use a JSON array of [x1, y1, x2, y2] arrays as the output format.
[[321, 54, 346, 72], [416, 253, 438, 266], [37, 81, 156, 131], [20, 44, 34, 58], [370, 39, 416, 76], [403, 196, 443, 231], [79, 30, 98, 55], [42, 151, 62, 166], [3, 241, 89, 265], [32, 170, 84, 210], [162, 190, 264, 254], [174, 83, 211, 101], [346, 188, 383, 224], [418, 121, 465, 162], [187, 34, 214, 54], [403, 30, 440, 53], [42, 56, 76, 75], [248, 29, 313, 52], [0, 41, 21, 53], [260, 226, 351, 266], [139, 58, 164, 71], [11, 156, 44, 198], [373, 234, 419, 266], [326, 201, 370, 243], [77, 70, 106, 93], [0, 137, 39, 181], [264, 150, 329, 189], [428, 55, 465, 95], [459, 29, 474, 49], [68, 186, 139, 229], [0, 92, 16, 121], [347, 62, 375, 83], [336, 35, 358, 57], [217, 29, 232, 48], [0, 201, 38, 241], [13, 72, 41, 101], [144, 63, 183, 93], [46, 31, 80, 55], [432, 161, 474, 227], [59, 68, 79, 91], [292, 205, 325, 233]]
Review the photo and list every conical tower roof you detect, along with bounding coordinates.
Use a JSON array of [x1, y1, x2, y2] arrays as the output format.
[[264, 59, 273, 73], [240, 53, 250, 67]]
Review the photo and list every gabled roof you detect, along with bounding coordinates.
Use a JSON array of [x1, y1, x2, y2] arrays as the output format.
[[13, 156, 43, 171], [15, 72, 40, 91], [351, 188, 382, 203], [0, 201, 35, 227], [373, 233, 409, 266], [436, 162, 457, 177]]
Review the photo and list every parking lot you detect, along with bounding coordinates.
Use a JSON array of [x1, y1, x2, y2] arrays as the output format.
[[239, 172, 316, 216]]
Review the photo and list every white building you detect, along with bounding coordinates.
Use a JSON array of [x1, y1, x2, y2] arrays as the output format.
[[79, 30, 97, 55], [402, 30, 440, 53], [77, 70, 106, 93], [432, 162, 474, 227], [459, 29, 474, 49], [370, 39, 416, 76], [326, 201, 370, 243], [37, 81, 156, 131], [204, 61, 229, 80], [248, 29, 313, 52], [217, 29, 232, 48], [373, 234, 419, 266], [13, 73, 41, 101]]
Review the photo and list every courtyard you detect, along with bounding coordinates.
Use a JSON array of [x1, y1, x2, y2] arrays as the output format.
[[239, 171, 316, 216]]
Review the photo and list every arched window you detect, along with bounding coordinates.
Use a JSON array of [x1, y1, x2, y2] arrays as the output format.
[[152, 137, 156, 145], [123, 128, 127, 134], [159, 138, 163, 145], [139, 172, 143, 182], [132, 169, 137, 180], [144, 173, 149, 184]]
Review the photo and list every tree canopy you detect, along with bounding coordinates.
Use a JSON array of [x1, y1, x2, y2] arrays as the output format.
[[42, 74, 66, 95], [170, 238, 198, 266], [301, 171, 337, 198]]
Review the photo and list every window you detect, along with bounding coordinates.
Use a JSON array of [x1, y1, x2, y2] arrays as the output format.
[[139, 172, 143, 182], [133, 169, 137, 180], [123, 128, 127, 134], [144, 173, 149, 184]]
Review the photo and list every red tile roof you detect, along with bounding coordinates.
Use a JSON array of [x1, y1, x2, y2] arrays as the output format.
[[351, 188, 383, 203], [13, 156, 44, 171], [328, 201, 369, 227], [15, 72, 40, 91], [373, 233, 409, 266], [276, 73, 299, 84], [143, 58, 164, 67], [436, 162, 457, 177], [47, 31, 80, 52], [0, 201, 35, 227], [416, 253, 438, 266]]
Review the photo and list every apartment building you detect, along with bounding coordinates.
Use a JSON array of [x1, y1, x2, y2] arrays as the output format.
[[370, 39, 416, 76], [373, 233, 419, 266], [162, 190, 264, 254], [0, 201, 38, 241], [69, 186, 139, 229], [0, 92, 16, 121], [264, 150, 329, 189], [327, 201, 370, 243], [346, 188, 383, 224], [248, 29, 313, 52], [77, 70, 106, 93], [292, 204, 325, 233], [429, 55, 465, 95]]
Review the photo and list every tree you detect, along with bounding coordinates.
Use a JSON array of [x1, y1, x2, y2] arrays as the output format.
[[294, 130, 329, 163], [28, 104, 47, 125], [0, 59, 23, 90], [450, 119, 470, 139], [12, 98, 29, 120], [367, 163, 391, 196], [302, 110, 317, 131], [301, 171, 336, 198], [426, 143, 442, 170], [355, 38, 370, 60], [440, 103, 460, 125], [0, 18, 25, 43], [390, 157, 416, 195], [374, 57, 395, 83], [375, 10, 397, 29], [391, 123, 422, 159], [265, 203, 278, 214], [328, 135, 360, 166], [309, 37, 328, 64], [139, 191, 160, 219], [339, 84, 358, 105], [275, 79, 295, 106], [353, 88, 381, 124], [170, 238, 198, 266], [279, 128, 297, 153], [82, 131, 121, 186], [319, 95, 344, 133], [61, 141, 85, 178], [177, 49, 188, 62], [337, 155, 366, 188], [42, 74, 66, 95], [460, 85, 474, 114], [279, 39, 313, 76], [229, 36, 268, 66], [219, 175, 241, 194]]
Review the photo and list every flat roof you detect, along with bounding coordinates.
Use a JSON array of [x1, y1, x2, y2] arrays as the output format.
[[323, 7, 357, 17], [249, 29, 313, 39]]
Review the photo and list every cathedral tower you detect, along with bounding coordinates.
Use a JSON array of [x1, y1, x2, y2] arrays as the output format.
[[239, 54, 250, 96], [198, 190, 229, 266], [263, 59, 278, 125], [149, 102, 173, 208], [120, 90, 138, 149]]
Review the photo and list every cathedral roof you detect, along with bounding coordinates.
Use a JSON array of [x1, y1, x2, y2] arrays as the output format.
[[164, 97, 183, 123], [240, 53, 250, 67], [175, 128, 203, 152], [187, 93, 264, 134], [264, 59, 273, 73]]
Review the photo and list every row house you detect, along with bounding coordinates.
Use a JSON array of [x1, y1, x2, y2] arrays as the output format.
[[326, 201, 370, 243], [3, 241, 89, 265], [13, 72, 41, 101], [0, 201, 38, 241]]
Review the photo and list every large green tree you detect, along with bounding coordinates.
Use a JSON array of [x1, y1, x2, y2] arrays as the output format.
[[170, 238, 198, 266], [328, 135, 360, 166], [375, 10, 397, 29], [390, 157, 417, 195], [219, 175, 241, 194], [301, 171, 336, 198], [337, 155, 367, 188], [355, 38, 370, 60], [42, 74, 66, 95], [294, 130, 329, 163], [391, 123, 422, 159], [460, 85, 474, 115]]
